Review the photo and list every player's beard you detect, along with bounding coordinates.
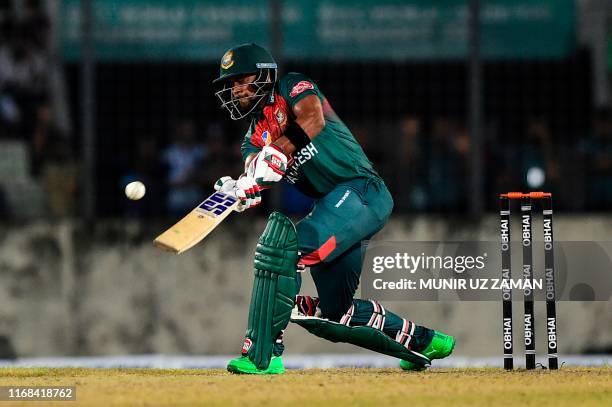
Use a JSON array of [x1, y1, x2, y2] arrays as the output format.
[[238, 96, 254, 110], [236, 93, 267, 114]]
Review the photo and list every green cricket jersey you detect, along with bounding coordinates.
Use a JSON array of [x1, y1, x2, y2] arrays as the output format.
[[241, 72, 379, 198]]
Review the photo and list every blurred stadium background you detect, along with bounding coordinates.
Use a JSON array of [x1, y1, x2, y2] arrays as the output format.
[[0, 0, 610, 367]]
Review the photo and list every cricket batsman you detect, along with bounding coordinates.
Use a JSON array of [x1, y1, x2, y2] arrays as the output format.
[[212, 43, 455, 374]]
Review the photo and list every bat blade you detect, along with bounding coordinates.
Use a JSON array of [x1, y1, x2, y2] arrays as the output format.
[[154, 192, 239, 254]]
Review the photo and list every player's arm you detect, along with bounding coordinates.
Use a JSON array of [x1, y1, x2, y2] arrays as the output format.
[[273, 94, 324, 156], [245, 95, 322, 188]]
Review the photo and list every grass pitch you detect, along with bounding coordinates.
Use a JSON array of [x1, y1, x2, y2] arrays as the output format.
[[0, 367, 610, 406]]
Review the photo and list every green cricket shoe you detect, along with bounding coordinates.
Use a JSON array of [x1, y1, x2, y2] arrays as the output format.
[[400, 330, 455, 371], [226, 355, 285, 375]]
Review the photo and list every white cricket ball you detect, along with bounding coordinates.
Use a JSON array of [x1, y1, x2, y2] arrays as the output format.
[[125, 181, 146, 200], [526, 167, 545, 188]]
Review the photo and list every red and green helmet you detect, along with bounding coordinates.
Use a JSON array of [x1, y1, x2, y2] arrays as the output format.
[[213, 43, 278, 120]]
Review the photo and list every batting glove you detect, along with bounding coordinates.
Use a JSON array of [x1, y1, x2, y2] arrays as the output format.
[[234, 176, 262, 211], [247, 145, 288, 188], [214, 175, 261, 212], [214, 176, 238, 196]]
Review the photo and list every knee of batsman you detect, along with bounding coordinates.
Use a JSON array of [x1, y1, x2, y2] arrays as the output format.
[[254, 212, 300, 276]]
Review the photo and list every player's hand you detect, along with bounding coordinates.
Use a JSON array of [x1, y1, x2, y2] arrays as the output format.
[[235, 176, 262, 211], [213, 175, 261, 212], [247, 145, 288, 187], [214, 176, 238, 196]]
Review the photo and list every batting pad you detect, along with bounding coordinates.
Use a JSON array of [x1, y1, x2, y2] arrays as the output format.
[[245, 212, 299, 370], [291, 312, 431, 367]]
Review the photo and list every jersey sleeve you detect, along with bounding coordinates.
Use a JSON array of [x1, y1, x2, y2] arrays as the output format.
[[241, 124, 261, 161], [278, 72, 322, 109]]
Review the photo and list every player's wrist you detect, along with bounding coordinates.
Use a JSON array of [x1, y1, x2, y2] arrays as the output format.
[[273, 137, 296, 156]]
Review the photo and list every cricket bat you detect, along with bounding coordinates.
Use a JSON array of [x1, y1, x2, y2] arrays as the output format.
[[154, 191, 239, 254]]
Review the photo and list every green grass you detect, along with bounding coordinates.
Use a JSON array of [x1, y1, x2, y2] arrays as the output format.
[[0, 367, 610, 406]]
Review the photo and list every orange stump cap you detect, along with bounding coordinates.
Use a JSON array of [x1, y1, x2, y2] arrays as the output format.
[[500, 191, 551, 199]]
